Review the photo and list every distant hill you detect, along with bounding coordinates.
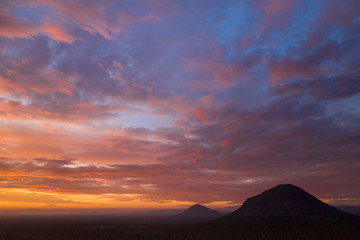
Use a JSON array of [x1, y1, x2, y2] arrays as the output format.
[[171, 204, 223, 223], [218, 184, 359, 226]]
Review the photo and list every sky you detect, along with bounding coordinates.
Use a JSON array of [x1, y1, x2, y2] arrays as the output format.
[[0, 0, 360, 213]]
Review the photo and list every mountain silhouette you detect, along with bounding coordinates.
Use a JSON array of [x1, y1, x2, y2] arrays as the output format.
[[220, 184, 359, 225], [170, 204, 223, 223]]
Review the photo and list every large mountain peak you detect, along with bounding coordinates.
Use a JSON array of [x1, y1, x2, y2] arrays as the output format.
[[242, 184, 321, 207], [222, 184, 357, 224]]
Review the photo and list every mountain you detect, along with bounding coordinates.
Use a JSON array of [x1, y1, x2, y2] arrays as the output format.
[[335, 205, 360, 216], [188, 184, 360, 239], [172, 204, 223, 223], [219, 184, 359, 225]]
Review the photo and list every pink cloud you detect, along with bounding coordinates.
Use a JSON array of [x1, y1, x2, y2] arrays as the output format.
[[1, 0, 161, 43], [41, 23, 76, 43], [184, 59, 243, 90], [113, 61, 124, 70], [268, 40, 343, 85], [1, 62, 79, 95], [193, 108, 209, 123], [0, 8, 36, 38], [36, 0, 158, 40], [269, 59, 314, 85], [319, 0, 360, 27], [34, 0, 121, 39], [262, 0, 297, 16], [221, 138, 230, 147]]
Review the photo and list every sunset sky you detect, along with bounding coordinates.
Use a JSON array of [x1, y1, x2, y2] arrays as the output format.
[[0, 0, 360, 213]]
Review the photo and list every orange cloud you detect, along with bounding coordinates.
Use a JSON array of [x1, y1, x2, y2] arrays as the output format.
[[0, 98, 24, 119], [42, 123, 62, 134]]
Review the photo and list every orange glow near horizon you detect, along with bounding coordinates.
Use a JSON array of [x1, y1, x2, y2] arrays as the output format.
[[0, 188, 238, 212]]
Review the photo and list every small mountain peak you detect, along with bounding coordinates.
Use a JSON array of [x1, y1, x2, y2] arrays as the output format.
[[192, 204, 202, 207], [189, 204, 207, 209], [176, 204, 222, 219]]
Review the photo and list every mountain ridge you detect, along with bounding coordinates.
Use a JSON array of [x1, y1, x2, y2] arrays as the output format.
[[218, 184, 359, 225]]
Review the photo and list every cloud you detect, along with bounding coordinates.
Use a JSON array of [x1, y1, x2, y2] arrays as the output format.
[[0, 6, 36, 38], [318, 0, 360, 27], [39, 0, 123, 39], [0, 0, 360, 208], [257, 0, 298, 17], [41, 22, 76, 43], [193, 108, 209, 123], [271, 72, 360, 100]]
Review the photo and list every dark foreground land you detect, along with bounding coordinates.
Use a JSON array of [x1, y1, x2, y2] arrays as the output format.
[[0, 214, 360, 240], [2, 185, 360, 240]]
